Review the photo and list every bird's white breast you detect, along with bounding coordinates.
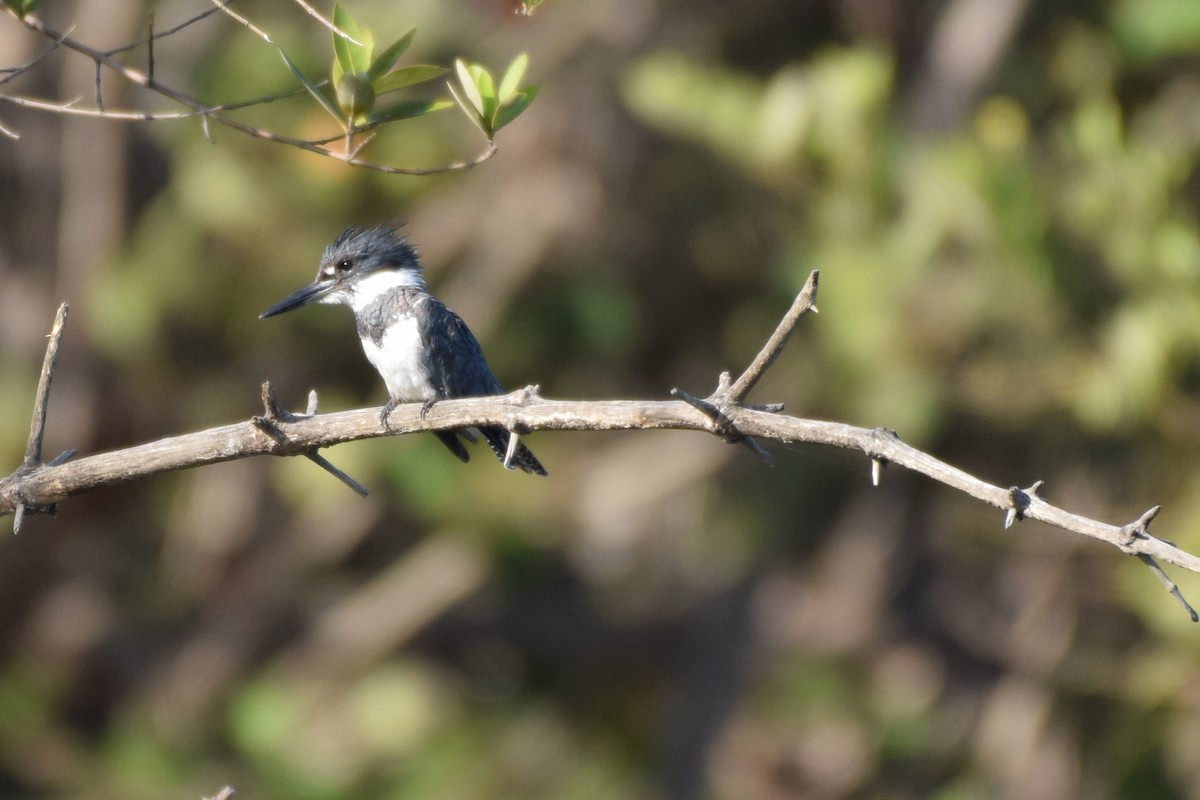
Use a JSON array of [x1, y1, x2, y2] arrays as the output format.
[[360, 313, 434, 402]]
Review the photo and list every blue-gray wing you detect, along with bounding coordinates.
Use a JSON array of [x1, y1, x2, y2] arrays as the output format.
[[419, 298, 546, 475], [419, 297, 505, 399]]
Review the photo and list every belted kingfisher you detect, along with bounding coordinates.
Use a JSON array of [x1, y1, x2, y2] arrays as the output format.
[[260, 225, 547, 475]]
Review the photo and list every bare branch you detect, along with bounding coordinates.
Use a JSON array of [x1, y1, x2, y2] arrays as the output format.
[[0, 393, 1197, 577], [2, 277, 1198, 618]]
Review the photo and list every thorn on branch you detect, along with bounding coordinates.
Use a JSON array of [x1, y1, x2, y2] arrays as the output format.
[[1005, 481, 1043, 529], [739, 436, 775, 465], [671, 387, 720, 419], [47, 449, 76, 467], [671, 386, 773, 463], [866, 427, 900, 486], [1119, 505, 1161, 551], [12, 495, 59, 535], [503, 431, 520, 469], [510, 384, 542, 405]]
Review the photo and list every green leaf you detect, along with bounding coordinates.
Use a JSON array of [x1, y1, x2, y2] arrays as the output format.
[[454, 59, 485, 115], [331, 54, 344, 88], [373, 64, 447, 95], [280, 48, 345, 126], [332, 3, 360, 78], [493, 85, 538, 131], [498, 53, 528, 99], [332, 4, 373, 75], [470, 65, 498, 121], [364, 99, 453, 125], [352, 29, 375, 74], [448, 81, 490, 137], [368, 28, 416, 81]]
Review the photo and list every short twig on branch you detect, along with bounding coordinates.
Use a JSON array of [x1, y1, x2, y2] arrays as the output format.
[[11, 302, 71, 533], [252, 382, 369, 497], [671, 269, 820, 464]]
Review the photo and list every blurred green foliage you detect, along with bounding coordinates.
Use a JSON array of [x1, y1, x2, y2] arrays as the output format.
[[2, 0, 1200, 798]]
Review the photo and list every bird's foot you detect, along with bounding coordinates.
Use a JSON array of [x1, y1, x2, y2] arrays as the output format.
[[380, 398, 401, 431], [420, 398, 438, 419]]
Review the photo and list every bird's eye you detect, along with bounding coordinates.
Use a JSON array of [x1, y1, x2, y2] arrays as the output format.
[[337, 258, 353, 272]]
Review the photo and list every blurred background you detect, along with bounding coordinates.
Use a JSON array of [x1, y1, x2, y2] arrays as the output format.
[[2, 0, 1200, 797]]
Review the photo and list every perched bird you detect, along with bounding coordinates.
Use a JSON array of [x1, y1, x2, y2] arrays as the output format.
[[260, 225, 547, 475]]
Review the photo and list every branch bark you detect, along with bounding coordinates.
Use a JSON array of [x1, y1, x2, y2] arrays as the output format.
[[3, 272, 1199, 619]]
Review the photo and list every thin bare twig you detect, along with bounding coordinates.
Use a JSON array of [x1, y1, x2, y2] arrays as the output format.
[[206, 0, 273, 44], [104, 5, 224, 56], [0, 92, 204, 120], [9, 12, 498, 176], [669, 270, 820, 461], [727, 269, 819, 404], [147, 16, 154, 84], [0, 24, 74, 86], [290, 0, 363, 45], [12, 303, 68, 533], [23, 303, 67, 467]]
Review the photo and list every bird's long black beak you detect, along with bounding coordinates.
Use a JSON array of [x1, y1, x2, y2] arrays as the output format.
[[259, 280, 333, 319]]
